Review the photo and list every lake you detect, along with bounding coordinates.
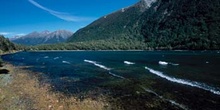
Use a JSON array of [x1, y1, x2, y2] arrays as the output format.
[[2, 51, 220, 110]]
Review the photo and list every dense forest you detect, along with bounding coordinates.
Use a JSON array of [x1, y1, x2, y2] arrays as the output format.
[[64, 0, 220, 50], [64, 0, 147, 50], [141, 0, 220, 50], [67, 2, 145, 43], [29, 38, 148, 50], [0, 35, 17, 53]]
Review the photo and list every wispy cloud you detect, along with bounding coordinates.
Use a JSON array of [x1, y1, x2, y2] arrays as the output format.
[[28, 0, 94, 22], [0, 32, 26, 38], [0, 32, 11, 36], [16, 33, 26, 36]]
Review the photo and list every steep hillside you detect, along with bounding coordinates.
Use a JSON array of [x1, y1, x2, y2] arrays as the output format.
[[0, 35, 16, 52], [141, 0, 220, 49], [67, 0, 220, 50], [67, 0, 156, 43], [11, 30, 73, 46]]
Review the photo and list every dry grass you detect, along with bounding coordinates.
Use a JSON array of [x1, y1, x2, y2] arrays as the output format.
[[0, 63, 108, 110]]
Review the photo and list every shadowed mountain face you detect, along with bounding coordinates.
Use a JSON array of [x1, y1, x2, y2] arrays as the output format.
[[11, 30, 73, 46], [67, 0, 220, 50]]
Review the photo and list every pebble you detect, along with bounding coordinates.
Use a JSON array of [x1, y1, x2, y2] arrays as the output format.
[[48, 105, 52, 109]]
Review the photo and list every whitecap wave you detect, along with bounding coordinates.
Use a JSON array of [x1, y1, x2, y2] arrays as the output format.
[[84, 60, 126, 79], [124, 61, 135, 65], [62, 61, 71, 64], [84, 60, 111, 71], [159, 61, 168, 65], [145, 67, 220, 95], [54, 57, 59, 60], [159, 61, 179, 66], [44, 56, 49, 58], [169, 62, 179, 66]]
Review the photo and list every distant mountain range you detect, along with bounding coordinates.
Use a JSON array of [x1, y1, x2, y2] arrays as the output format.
[[67, 0, 220, 50], [11, 30, 73, 46]]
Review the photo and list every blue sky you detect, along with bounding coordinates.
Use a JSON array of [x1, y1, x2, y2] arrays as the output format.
[[0, 0, 139, 37]]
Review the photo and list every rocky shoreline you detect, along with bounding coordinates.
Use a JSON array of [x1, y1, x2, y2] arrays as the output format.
[[0, 62, 107, 110]]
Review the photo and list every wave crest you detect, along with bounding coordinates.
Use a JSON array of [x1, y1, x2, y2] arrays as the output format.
[[54, 57, 59, 60], [145, 66, 220, 95], [159, 61, 168, 65], [159, 61, 179, 66], [62, 61, 71, 64], [124, 61, 135, 65], [84, 60, 111, 70]]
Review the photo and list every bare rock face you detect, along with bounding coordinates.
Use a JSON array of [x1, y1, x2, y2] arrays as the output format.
[[142, 0, 157, 7], [136, 0, 157, 11]]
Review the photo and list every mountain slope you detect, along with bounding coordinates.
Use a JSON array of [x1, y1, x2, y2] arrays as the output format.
[[0, 35, 16, 52], [67, 0, 156, 43], [11, 30, 73, 46], [141, 0, 220, 49], [67, 0, 220, 50]]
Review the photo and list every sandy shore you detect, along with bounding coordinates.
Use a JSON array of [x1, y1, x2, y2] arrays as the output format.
[[0, 62, 108, 110]]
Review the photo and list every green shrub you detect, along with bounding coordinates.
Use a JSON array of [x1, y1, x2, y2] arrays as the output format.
[[0, 57, 3, 67]]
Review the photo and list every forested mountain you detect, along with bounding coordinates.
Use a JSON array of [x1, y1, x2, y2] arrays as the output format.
[[0, 35, 16, 53], [66, 0, 220, 50], [11, 30, 73, 46], [141, 0, 220, 49], [67, 0, 154, 43]]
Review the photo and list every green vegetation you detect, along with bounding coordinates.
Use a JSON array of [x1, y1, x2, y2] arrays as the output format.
[[63, 3, 149, 50], [30, 38, 153, 50], [0, 35, 24, 67], [0, 35, 17, 52], [64, 0, 220, 50], [67, 4, 144, 43], [0, 57, 3, 67], [141, 0, 220, 50]]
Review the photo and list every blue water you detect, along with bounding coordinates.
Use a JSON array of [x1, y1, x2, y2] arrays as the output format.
[[2, 51, 220, 109]]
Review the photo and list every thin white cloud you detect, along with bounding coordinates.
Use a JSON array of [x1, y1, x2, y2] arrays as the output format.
[[0, 32, 11, 36], [16, 33, 26, 36], [0, 32, 27, 38], [28, 0, 94, 22]]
